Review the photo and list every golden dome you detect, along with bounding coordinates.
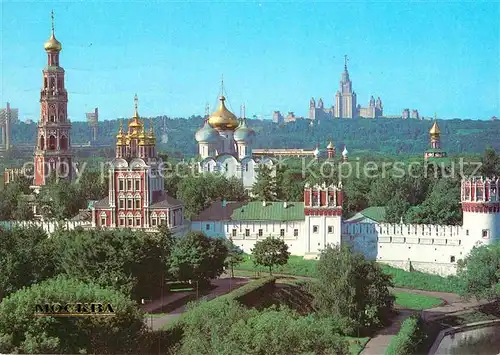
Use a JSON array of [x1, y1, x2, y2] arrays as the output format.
[[429, 121, 440, 136], [116, 121, 125, 145], [44, 34, 62, 52], [208, 96, 239, 131], [327, 140, 334, 149]]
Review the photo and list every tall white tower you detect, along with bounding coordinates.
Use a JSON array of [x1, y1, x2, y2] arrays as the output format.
[[461, 177, 500, 247], [303, 182, 343, 259]]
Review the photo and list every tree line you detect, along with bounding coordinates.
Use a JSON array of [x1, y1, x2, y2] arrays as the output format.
[[8, 115, 500, 157]]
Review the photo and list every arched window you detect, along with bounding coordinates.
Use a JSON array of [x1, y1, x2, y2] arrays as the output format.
[[48, 135, 56, 150], [39, 135, 45, 150], [100, 212, 107, 227], [119, 212, 125, 226], [60, 135, 68, 150], [151, 212, 158, 227]]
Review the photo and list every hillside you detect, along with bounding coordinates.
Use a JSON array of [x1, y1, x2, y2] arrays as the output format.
[[9, 116, 500, 157]]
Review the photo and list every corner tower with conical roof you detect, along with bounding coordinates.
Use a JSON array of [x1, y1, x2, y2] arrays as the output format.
[[424, 114, 447, 160], [33, 11, 73, 189]]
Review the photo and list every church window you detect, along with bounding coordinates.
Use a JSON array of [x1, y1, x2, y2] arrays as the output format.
[[232, 229, 237, 237], [225, 163, 228, 171], [128, 217, 133, 226], [100, 213, 106, 226], [328, 226, 333, 233], [135, 217, 141, 226], [245, 229, 250, 237], [119, 217, 125, 226], [313, 225, 319, 233], [50, 115, 55, 122], [119, 198, 125, 209], [294, 229, 298, 237], [466, 229, 469, 236], [151, 217, 157, 226], [280, 229, 285, 237], [127, 199, 133, 209], [206, 224, 210, 230], [258, 229, 263, 237], [127, 179, 133, 191], [312, 194, 319, 206], [245, 164, 249, 172], [482, 229, 489, 239], [450, 256, 455, 263], [318, 243, 321, 246], [119, 179, 124, 191], [135, 197, 141, 209], [135, 179, 140, 191]]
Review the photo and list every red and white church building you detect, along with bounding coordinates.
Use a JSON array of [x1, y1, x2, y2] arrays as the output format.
[[91, 96, 185, 233]]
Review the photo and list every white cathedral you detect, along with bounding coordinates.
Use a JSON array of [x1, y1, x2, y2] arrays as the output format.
[[196, 95, 274, 190]]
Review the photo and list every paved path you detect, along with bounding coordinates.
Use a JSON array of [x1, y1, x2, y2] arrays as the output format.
[[143, 277, 249, 331], [359, 289, 486, 355]]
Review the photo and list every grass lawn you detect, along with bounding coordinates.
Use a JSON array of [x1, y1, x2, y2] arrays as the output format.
[[345, 336, 370, 355], [393, 291, 443, 310], [236, 254, 463, 294]]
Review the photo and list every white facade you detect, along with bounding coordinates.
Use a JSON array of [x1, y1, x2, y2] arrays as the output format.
[[191, 178, 500, 276]]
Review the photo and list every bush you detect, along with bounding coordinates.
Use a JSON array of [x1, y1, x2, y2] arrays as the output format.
[[0, 275, 145, 354], [385, 315, 427, 355]]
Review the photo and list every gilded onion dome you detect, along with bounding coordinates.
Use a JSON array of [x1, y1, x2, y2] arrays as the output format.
[[44, 12, 62, 53], [208, 96, 239, 131], [138, 125, 147, 145], [116, 120, 125, 145], [196, 119, 220, 143], [326, 140, 334, 149], [128, 94, 144, 138], [342, 145, 348, 156], [429, 120, 440, 137], [234, 118, 255, 142]]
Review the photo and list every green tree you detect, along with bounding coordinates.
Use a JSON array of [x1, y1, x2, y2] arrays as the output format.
[[480, 146, 500, 177], [0, 226, 55, 301], [76, 169, 108, 201], [12, 197, 34, 220], [309, 245, 394, 334], [251, 237, 290, 275], [36, 178, 85, 220], [458, 242, 500, 301], [252, 164, 277, 201], [168, 232, 228, 286], [0, 276, 145, 354], [385, 191, 410, 223], [225, 237, 244, 278], [52, 228, 171, 300]]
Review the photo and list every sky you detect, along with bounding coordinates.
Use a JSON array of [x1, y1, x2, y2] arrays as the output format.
[[1, 1, 499, 122]]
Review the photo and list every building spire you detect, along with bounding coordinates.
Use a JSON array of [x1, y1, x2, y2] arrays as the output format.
[[51, 10, 55, 36], [344, 54, 349, 71], [133, 93, 139, 118], [220, 74, 224, 97]]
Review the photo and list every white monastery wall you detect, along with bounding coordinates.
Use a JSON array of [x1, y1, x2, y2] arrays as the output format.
[[341, 222, 466, 276], [0, 220, 89, 235], [224, 220, 305, 256]]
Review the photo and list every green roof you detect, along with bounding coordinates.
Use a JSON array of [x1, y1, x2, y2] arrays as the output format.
[[360, 206, 386, 222], [231, 201, 304, 221]]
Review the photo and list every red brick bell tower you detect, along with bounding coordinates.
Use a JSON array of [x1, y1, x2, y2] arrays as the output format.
[[33, 11, 73, 188]]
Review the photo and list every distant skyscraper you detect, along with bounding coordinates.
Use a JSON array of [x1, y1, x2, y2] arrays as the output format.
[[310, 56, 383, 120]]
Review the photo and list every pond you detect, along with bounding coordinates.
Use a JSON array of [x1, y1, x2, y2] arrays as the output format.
[[433, 324, 500, 355]]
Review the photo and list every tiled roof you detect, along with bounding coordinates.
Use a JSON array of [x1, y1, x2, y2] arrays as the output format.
[[230, 201, 304, 221], [150, 194, 183, 209], [360, 206, 386, 222], [71, 210, 92, 222], [93, 197, 110, 208], [192, 200, 247, 221]]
